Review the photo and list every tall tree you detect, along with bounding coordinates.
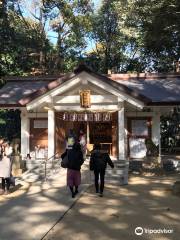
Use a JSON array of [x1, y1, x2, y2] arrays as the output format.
[[19, 0, 51, 70], [0, 0, 16, 75], [130, 0, 180, 72], [0, 0, 53, 76], [87, 0, 142, 73], [88, 0, 180, 73], [43, 0, 93, 72], [89, 0, 122, 73]]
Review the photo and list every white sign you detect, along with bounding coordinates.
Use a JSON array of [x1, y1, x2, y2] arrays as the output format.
[[129, 137, 147, 158], [61, 112, 111, 122], [34, 120, 48, 128]]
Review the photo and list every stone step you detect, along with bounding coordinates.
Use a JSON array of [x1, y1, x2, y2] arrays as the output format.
[[106, 164, 129, 185], [19, 166, 64, 182], [23, 159, 128, 185], [20, 158, 62, 182], [26, 159, 61, 170]]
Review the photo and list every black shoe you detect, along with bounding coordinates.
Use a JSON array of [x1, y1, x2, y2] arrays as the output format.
[[75, 189, 78, 195], [99, 192, 103, 197], [72, 193, 75, 198]]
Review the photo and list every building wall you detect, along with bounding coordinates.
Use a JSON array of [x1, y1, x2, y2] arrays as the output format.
[[125, 111, 160, 158], [26, 110, 159, 160], [55, 112, 118, 157], [29, 118, 48, 152]]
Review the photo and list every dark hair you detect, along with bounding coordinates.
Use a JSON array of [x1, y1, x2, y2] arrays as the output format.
[[73, 142, 81, 151], [68, 129, 74, 136], [93, 143, 101, 150]]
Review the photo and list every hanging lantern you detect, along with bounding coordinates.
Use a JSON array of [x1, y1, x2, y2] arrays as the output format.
[[80, 90, 91, 108]]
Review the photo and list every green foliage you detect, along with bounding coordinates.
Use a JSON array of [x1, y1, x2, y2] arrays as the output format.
[[1, 0, 180, 74], [0, 0, 53, 76], [43, 0, 93, 72], [86, 0, 180, 73], [129, 0, 180, 72], [86, 0, 146, 73], [0, 109, 21, 141], [161, 107, 180, 153], [87, 0, 124, 73]]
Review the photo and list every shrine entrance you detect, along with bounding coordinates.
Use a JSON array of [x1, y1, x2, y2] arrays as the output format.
[[55, 112, 118, 157]]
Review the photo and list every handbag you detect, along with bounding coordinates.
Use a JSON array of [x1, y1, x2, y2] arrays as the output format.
[[61, 152, 69, 168]]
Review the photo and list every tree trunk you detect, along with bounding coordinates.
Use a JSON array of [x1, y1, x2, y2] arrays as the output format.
[[104, 46, 111, 74], [56, 32, 64, 72]]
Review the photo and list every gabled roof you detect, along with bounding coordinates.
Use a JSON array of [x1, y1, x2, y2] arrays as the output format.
[[0, 80, 51, 107], [0, 64, 179, 107], [109, 73, 180, 105], [0, 74, 72, 107], [0, 65, 150, 107]]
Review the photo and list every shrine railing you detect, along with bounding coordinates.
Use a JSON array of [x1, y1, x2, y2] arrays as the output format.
[[44, 152, 60, 181]]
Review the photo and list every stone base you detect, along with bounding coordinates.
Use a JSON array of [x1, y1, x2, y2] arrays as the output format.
[[173, 181, 180, 195], [12, 168, 23, 177], [12, 155, 25, 176]]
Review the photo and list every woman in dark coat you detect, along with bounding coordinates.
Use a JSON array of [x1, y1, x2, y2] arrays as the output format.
[[61, 142, 84, 198], [90, 143, 114, 197]]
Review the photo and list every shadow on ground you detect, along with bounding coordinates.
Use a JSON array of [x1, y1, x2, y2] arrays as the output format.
[[0, 167, 179, 240], [43, 174, 180, 240], [0, 166, 91, 240]]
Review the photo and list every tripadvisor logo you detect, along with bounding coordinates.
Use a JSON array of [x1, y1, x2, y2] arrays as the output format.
[[135, 227, 143, 236], [135, 226, 173, 236]]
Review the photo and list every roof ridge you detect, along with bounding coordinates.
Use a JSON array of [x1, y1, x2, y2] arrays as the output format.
[[4, 75, 65, 81], [108, 72, 180, 80]]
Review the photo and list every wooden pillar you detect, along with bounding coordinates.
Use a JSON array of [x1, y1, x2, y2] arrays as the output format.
[[86, 121, 90, 144], [21, 110, 30, 159], [48, 109, 55, 159], [118, 107, 126, 160], [152, 112, 161, 162], [112, 112, 118, 158]]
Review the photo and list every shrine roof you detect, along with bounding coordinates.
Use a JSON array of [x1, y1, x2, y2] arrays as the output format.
[[108, 73, 180, 105], [0, 80, 52, 107], [0, 65, 179, 107]]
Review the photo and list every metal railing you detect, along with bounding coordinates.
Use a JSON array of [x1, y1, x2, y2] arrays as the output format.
[[44, 152, 60, 181]]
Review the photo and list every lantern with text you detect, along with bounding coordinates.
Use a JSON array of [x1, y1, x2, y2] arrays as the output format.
[[80, 90, 91, 108]]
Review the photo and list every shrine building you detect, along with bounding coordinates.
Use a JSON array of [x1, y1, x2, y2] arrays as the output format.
[[0, 64, 179, 163]]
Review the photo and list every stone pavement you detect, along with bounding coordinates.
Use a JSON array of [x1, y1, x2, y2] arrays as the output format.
[[43, 174, 180, 240], [0, 163, 91, 240], [0, 165, 180, 240]]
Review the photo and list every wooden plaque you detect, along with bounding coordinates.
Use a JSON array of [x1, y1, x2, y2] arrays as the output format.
[[80, 90, 91, 108]]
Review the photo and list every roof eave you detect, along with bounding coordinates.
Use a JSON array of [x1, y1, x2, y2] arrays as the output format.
[[147, 101, 180, 106], [19, 72, 75, 105], [0, 103, 23, 108]]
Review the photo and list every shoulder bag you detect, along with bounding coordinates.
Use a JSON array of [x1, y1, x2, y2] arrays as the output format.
[[61, 151, 69, 168]]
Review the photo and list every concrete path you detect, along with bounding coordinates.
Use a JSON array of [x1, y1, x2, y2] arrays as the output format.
[[43, 174, 180, 240], [0, 163, 91, 240], [0, 165, 180, 240]]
